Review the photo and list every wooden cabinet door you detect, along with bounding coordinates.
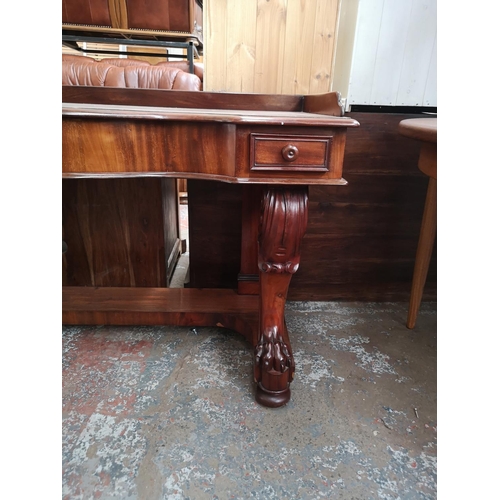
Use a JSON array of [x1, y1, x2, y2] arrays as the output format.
[[62, 178, 181, 288]]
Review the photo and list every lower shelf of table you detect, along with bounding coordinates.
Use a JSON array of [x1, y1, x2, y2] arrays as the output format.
[[62, 287, 259, 342]]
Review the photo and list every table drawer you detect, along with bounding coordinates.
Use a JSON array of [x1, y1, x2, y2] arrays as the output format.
[[250, 133, 331, 172]]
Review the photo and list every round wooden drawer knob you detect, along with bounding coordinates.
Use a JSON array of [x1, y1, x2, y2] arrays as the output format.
[[281, 145, 299, 162]]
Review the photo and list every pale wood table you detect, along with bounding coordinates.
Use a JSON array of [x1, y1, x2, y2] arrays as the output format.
[[399, 118, 437, 329]]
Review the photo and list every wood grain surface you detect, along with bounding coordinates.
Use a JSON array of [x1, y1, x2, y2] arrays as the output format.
[[62, 287, 258, 342], [62, 178, 170, 287], [189, 111, 437, 301], [204, 0, 340, 95]]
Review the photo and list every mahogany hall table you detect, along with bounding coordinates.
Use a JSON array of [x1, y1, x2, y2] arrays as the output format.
[[62, 87, 359, 407]]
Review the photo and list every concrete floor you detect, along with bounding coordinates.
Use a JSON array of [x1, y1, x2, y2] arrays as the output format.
[[62, 300, 437, 499]]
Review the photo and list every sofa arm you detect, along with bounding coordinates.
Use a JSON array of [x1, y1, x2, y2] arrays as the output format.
[[62, 57, 202, 91]]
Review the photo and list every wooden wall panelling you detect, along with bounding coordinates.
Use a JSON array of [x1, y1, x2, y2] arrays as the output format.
[[204, 0, 340, 94], [309, 0, 340, 95], [204, 0, 228, 91], [280, 0, 318, 95], [293, 111, 437, 300], [187, 180, 242, 289], [226, 1, 257, 93], [62, 178, 168, 288], [187, 112, 437, 301], [254, 0, 287, 94]]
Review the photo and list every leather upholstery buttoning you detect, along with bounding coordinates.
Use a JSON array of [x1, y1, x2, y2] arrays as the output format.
[[62, 55, 202, 91]]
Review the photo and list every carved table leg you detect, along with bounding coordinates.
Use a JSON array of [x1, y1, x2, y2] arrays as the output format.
[[254, 186, 308, 407]]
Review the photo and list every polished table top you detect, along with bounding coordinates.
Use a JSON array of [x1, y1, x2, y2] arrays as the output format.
[[62, 101, 357, 127], [399, 117, 437, 143]]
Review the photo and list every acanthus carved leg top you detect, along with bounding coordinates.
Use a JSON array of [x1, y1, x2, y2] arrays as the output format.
[[254, 186, 308, 408]]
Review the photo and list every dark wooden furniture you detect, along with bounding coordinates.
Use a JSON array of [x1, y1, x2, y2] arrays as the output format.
[[63, 0, 203, 44], [62, 177, 180, 287], [62, 86, 359, 407], [63, 0, 203, 70], [398, 118, 437, 329], [188, 112, 437, 301]]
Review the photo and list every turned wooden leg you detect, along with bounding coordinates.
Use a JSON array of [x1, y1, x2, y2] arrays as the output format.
[[407, 177, 437, 329], [254, 186, 308, 407]]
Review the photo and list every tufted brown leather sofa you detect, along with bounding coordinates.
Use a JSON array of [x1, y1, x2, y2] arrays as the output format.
[[62, 54, 202, 90]]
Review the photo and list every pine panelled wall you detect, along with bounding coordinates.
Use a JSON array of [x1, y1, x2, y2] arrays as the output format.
[[204, 0, 340, 94]]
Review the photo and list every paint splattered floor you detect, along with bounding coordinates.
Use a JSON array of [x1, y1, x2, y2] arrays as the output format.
[[62, 301, 437, 499]]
